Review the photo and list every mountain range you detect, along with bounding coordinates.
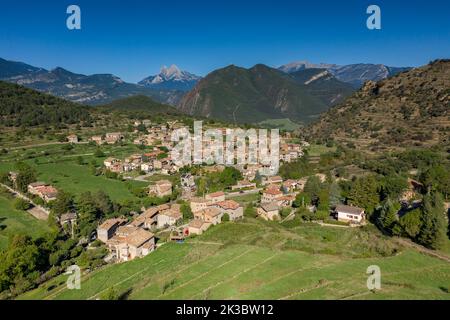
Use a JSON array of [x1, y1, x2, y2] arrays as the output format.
[[178, 64, 354, 124], [0, 57, 412, 124], [278, 61, 411, 88], [0, 58, 185, 106], [307, 59, 450, 151]]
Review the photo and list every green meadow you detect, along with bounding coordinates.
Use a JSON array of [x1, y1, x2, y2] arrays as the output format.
[[19, 218, 450, 300], [0, 143, 149, 202], [0, 193, 52, 250]]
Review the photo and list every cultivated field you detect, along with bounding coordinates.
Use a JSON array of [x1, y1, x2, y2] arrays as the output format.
[[19, 218, 450, 300]]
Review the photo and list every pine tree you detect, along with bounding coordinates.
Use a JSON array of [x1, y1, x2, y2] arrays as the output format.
[[377, 198, 399, 234], [417, 192, 447, 250]]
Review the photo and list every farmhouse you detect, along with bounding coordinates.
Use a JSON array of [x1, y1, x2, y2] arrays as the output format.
[[105, 132, 124, 144], [27, 182, 58, 202], [277, 195, 295, 207], [335, 205, 365, 224], [212, 200, 243, 221], [67, 134, 78, 143], [194, 207, 223, 225], [264, 176, 283, 185], [282, 180, 299, 192], [190, 197, 210, 213], [107, 228, 155, 261], [148, 180, 172, 198], [90, 135, 103, 145], [157, 204, 182, 229], [257, 202, 280, 221], [205, 191, 225, 204], [97, 218, 127, 242], [104, 157, 121, 169], [130, 204, 170, 229], [186, 219, 212, 235], [231, 180, 257, 191], [261, 189, 283, 203]]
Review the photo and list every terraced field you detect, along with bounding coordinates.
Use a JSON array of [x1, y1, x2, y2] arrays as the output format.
[[19, 219, 450, 300]]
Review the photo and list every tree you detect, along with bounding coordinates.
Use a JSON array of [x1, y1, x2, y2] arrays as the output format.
[[380, 174, 408, 200], [347, 175, 381, 218], [94, 148, 105, 158], [304, 176, 322, 201], [14, 162, 37, 193], [94, 191, 113, 216], [76, 192, 99, 237], [293, 192, 311, 208], [417, 192, 447, 250], [376, 198, 399, 234], [222, 213, 230, 222], [329, 182, 341, 208], [51, 191, 74, 217], [13, 198, 31, 211], [398, 208, 422, 239], [181, 203, 193, 220], [419, 165, 450, 200]]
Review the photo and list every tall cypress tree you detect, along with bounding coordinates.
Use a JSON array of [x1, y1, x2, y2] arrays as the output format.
[[417, 192, 447, 250]]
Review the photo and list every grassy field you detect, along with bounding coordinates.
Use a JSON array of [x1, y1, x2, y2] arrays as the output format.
[[0, 194, 52, 250], [0, 143, 149, 202], [19, 218, 450, 300], [307, 144, 337, 157], [259, 119, 303, 131]]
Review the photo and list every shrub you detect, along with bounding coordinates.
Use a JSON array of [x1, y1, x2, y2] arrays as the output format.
[[14, 198, 31, 211]]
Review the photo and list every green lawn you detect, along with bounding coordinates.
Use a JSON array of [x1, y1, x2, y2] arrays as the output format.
[[18, 218, 450, 300], [0, 194, 52, 250]]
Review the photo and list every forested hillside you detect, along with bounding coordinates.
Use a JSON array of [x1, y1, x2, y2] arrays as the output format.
[[0, 81, 92, 127]]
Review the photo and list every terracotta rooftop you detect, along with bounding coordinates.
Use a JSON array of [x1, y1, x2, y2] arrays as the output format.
[[98, 218, 126, 230], [189, 219, 210, 229], [263, 189, 282, 196], [215, 200, 240, 210], [126, 228, 154, 248]]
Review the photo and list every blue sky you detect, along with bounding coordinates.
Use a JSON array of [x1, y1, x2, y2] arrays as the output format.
[[0, 0, 449, 82]]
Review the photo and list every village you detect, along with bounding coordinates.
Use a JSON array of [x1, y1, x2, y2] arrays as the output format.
[[0, 120, 378, 264]]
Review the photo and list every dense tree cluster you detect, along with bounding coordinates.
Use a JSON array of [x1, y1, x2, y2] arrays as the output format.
[[0, 81, 92, 127]]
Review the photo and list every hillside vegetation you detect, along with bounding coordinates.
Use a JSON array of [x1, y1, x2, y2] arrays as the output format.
[[178, 64, 329, 124], [18, 219, 450, 300], [0, 81, 92, 127], [308, 60, 450, 152]]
